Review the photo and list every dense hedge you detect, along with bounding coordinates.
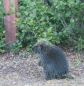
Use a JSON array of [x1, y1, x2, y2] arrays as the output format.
[[0, 0, 84, 53], [15, 0, 84, 51]]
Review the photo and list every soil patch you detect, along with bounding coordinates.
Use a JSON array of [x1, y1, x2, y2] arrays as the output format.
[[0, 50, 84, 86]]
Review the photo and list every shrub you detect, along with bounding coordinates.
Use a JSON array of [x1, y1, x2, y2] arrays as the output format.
[[16, 0, 84, 51], [0, 0, 5, 53]]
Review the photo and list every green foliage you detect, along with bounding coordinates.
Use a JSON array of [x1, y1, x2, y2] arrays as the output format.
[[16, 0, 84, 51], [9, 40, 22, 53], [0, 39, 5, 53], [0, 0, 5, 53]]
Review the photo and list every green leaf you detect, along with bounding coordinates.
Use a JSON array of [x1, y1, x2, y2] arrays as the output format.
[[43, 32, 47, 37], [66, 11, 71, 17], [15, 33, 19, 36], [47, 27, 52, 33], [24, 11, 28, 15], [0, 1, 1, 5], [10, 0, 13, 3], [70, 18, 74, 23]]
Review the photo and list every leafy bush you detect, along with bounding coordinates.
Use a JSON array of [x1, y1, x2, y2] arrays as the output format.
[[16, 0, 84, 51], [0, 0, 5, 53], [8, 39, 22, 53]]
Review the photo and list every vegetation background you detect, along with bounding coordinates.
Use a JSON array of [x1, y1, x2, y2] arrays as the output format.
[[0, 0, 84, 52]]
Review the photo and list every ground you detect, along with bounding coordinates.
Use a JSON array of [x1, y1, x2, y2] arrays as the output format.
[[0, 49, 84, 86]]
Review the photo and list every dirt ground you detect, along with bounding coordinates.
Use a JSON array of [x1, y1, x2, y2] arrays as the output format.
[[0, 50, 84, 86]]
